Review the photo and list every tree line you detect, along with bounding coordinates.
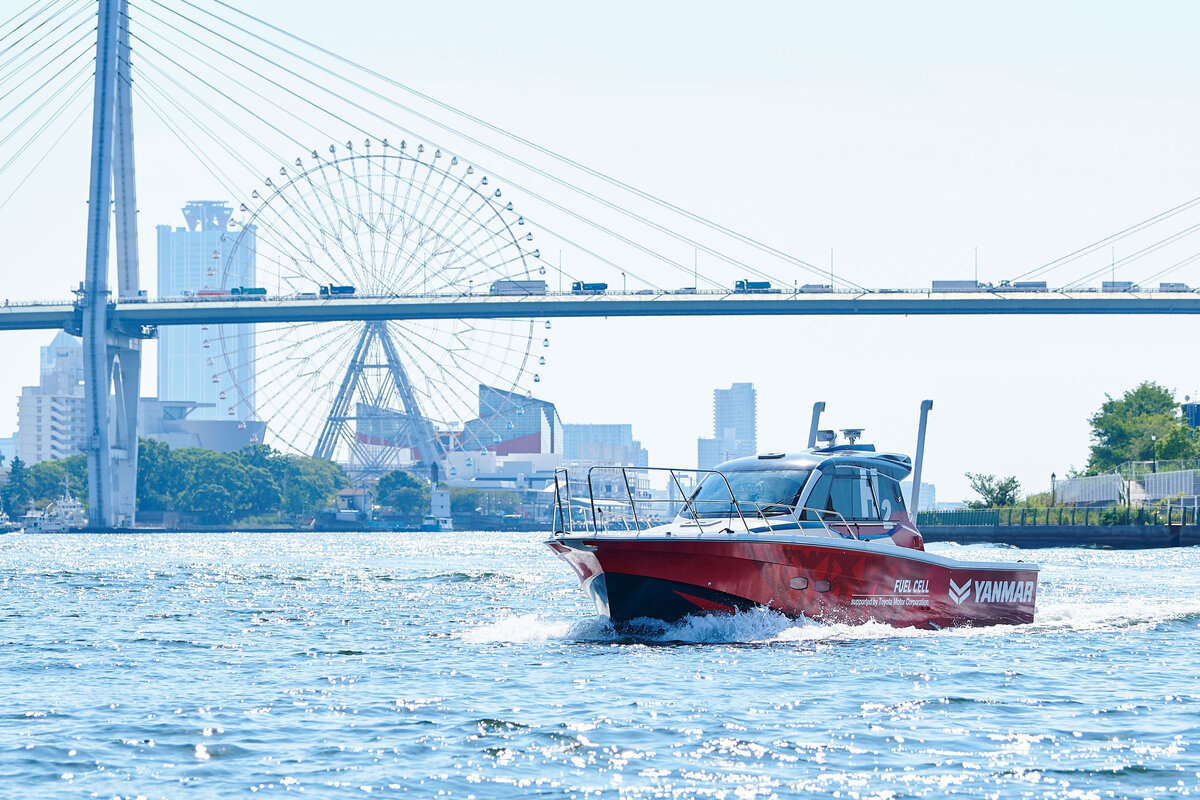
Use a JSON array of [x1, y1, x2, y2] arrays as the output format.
[[1, 442, 525, 525], [2, 441, 349, 525], [965, 381, 1198, 508]]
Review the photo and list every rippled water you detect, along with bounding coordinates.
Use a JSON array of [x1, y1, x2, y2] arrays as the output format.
[[1, 531, 1198, 798]]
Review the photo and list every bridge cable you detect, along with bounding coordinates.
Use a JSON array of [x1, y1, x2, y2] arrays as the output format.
[[1064, 220, 1200, 288], [0, 86, 89, 213], [136, 0, 729, 291], [1137, 251, 1200, 287], [0, 1, 93, 96], [132, 11, 546, 292], [1009, 194, 1200, 283], [149, 0, 849, 291], [131, 3, 695, 291], [202, 0, 856, 291]]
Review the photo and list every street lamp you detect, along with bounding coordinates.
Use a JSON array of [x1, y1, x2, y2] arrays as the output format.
[[1151, 433, 1158, 474], [1050, 472, 1056, 506]]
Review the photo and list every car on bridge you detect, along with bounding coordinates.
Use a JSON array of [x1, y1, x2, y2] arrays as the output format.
[[998, 280, 1048, 292]]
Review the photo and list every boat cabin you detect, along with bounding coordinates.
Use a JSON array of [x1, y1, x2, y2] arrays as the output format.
[[689, 448, 911, 522]]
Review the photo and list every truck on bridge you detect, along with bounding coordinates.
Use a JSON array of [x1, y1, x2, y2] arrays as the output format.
[[734, 279, 780, 293], [320, 285, 356, 297], [932, 280, 991, 292], [571, 281, 608, 294], [490, 279, 548, 295], [230, 286, 267, 298]]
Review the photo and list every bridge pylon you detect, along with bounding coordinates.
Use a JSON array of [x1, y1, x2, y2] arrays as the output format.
[[81, 0, 145, 527]]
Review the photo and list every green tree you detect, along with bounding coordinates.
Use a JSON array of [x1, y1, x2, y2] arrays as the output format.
[[1087, 381, 1197, 473], [181, 483, 234, 525], [1155, 424, 1196, 461], [138, 438, 180, 511], [28, 456, 86, 510], [281, 457, 348, 515], [966, 472, 1021, 509], [234, 464, 281, 517], [132, 440, 349, 522], [375, 469, 428, 514], [3, 456, 31, 516], [448, 487, 520, 515]]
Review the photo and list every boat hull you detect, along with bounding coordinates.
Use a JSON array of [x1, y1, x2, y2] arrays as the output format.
[[547, 535, 1037, 628]]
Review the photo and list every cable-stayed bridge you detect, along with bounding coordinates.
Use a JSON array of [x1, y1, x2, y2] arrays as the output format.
[[3, 288, 1200, 333], [6, 0, 1200, 527]]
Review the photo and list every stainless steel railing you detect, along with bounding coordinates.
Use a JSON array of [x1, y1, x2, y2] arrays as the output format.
[[551, 466, 858, 539]]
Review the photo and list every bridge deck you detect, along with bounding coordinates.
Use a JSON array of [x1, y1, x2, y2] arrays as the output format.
[[1, 290, 1198, 330]]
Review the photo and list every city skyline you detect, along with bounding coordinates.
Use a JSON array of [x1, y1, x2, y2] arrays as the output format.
[[3, 3, 1200, 502]]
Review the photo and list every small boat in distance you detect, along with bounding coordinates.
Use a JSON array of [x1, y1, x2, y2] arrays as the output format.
[[546, 401, 1038, 629], [0, 511, 22, 534], [22, 487, 87, 533]]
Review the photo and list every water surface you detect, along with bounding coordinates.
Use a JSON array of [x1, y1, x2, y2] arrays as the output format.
[[1, 531, 1197, 797]]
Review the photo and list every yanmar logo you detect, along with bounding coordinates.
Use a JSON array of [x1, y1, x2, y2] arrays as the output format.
[[949, 579, 971, 605], [949, 578, 1035, 605]]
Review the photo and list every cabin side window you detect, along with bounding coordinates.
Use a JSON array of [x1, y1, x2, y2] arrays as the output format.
[[799, 472, 832, 520], [801, 467, 880, 521], [872, 473, 906, 519]]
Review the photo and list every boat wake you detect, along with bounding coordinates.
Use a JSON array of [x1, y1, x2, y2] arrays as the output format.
[[459, 607, 913, 645], [459, 594, 1200, 645], [1031, 596, 1200, 632]]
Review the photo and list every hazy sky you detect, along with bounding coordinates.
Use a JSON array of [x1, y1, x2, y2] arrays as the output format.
[[4, 1, 1200, 502]]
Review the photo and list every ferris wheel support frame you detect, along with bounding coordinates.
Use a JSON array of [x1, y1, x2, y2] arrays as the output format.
[[312, 321, 443, 480]]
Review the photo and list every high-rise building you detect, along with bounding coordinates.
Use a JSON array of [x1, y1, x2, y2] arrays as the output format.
[[156, 201, 256, 421], [1183, 401, 1200, 429], [17, 331, 87, 464], [697, 382, 756, 469], [900, 481, 937, 512], [461, 385, 561, 456], [563, 423, 649, 467]]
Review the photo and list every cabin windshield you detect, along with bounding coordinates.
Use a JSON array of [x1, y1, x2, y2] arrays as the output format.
[[685, 469, 812, 518]]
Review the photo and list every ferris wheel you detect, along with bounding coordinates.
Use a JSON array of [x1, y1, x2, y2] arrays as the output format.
[[208, 139, 549, 477]]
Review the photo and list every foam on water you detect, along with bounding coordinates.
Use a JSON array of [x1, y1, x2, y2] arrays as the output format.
[[1032, 595, 1200, 632], [460, 594, 1200, 648], [458, 613, 577, 643]]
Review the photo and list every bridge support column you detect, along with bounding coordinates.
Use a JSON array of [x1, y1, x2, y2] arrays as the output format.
[[82, 0, 120, 527], [83, 0, 142, 528], [109, 340, 141, 525]]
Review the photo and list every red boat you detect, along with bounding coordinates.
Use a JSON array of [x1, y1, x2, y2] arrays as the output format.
[[547, 401, 1038, 628]]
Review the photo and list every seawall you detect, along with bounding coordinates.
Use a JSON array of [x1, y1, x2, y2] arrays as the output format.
[[921, 524, 1200, 549]]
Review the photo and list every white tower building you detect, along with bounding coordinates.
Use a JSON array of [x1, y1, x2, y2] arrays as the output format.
[[156, 201, 256, 420], [17, 331, 87, 464]]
